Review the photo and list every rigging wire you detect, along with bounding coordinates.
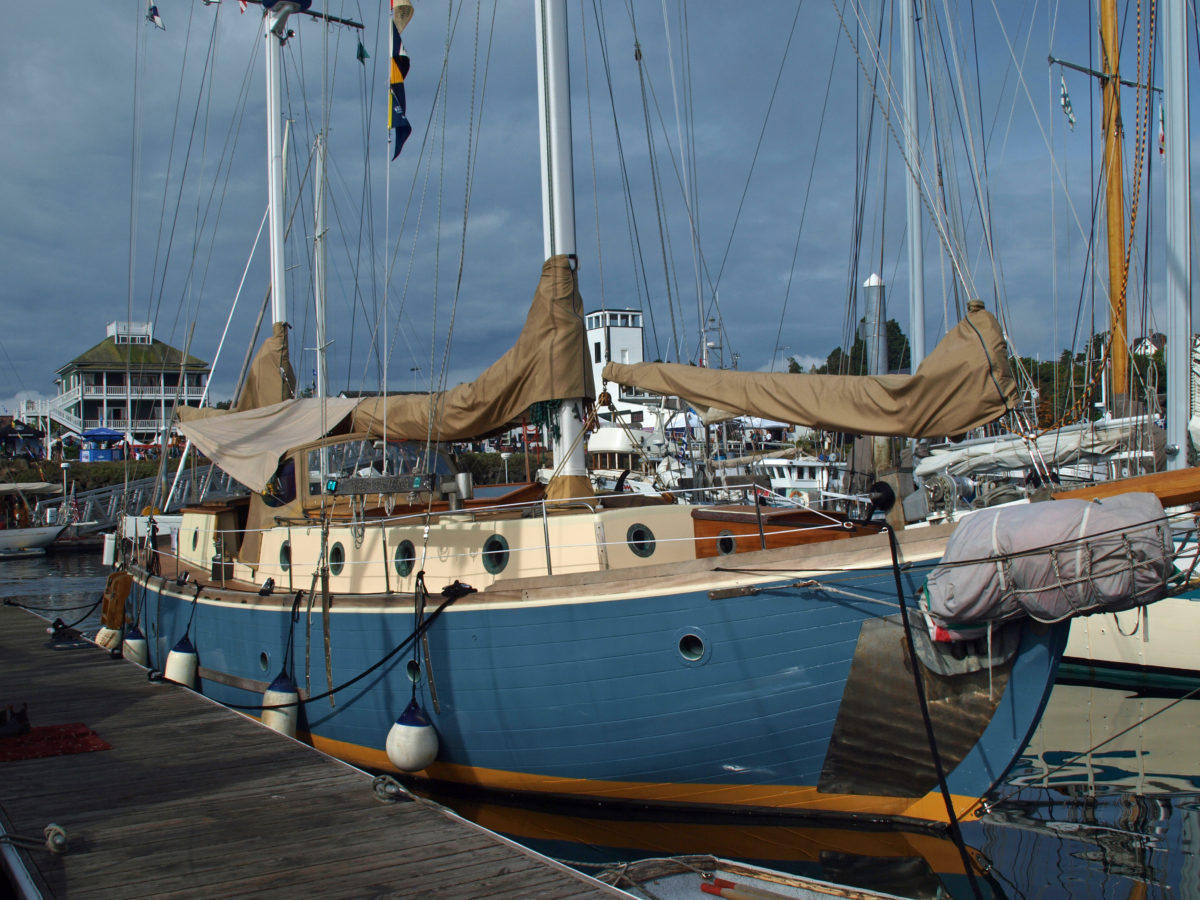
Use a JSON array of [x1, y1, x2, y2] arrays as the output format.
[[588, 0, 667, 360], [769, 8, 847, 373]]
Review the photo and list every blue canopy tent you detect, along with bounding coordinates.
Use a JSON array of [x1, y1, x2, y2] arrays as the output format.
[[81, 427, 125, 462]]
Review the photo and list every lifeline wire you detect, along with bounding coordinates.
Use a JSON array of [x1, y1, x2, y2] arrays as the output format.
[[884, 526, 984, 900], [220, 576, 469, 711]]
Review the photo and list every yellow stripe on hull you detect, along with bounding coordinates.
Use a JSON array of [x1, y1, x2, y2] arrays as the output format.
[[310, 732, 983, 825]]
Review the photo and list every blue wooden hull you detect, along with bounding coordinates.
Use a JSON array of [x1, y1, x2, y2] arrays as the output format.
[[132, 558, 1066, 824]]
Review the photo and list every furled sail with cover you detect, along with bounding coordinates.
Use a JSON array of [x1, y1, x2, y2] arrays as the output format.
[[178, 255, 592, 492], [603, 300, 1017, 438]]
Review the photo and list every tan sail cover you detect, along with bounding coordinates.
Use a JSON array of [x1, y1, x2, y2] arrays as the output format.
[[604, 301, 1016, 438], [176, 321, 298, 425], [178, 256, 592, 492], [235, 321, 297, 411], [351, 255, 593, 438], [178, 397, 359, 493]]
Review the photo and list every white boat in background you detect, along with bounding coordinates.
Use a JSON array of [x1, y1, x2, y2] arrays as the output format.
[[0, 482, 66, 557], [0, 524, 67, 558], [750, 454, 843, 506]]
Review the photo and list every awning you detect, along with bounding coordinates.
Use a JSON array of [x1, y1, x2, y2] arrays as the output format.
[[83, 427, 125, 441]]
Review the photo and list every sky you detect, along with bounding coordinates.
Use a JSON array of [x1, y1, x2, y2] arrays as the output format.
[[1, 0, 1197, 420]]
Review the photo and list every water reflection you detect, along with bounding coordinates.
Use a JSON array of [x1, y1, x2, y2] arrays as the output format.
[[973, 683, 1200, 899], [7, 553, 1200, 898], [430, 792, 996, 899]]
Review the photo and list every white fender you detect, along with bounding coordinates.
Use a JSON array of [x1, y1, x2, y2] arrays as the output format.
[[385, 698, 439, 772], [123, 625, 148, 666], [94, 627, 122, 650], [262, 672, 299, 738], [164, 635, 198, 688]]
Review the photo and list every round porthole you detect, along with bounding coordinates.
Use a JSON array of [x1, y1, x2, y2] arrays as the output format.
[[674, 627, 710, 666], [678, 633, 705, 661], [717, 529, 736, 556], [279, 540, 291, 572], [482, 534, 510, 574], [329, 542, 345, 576], [258, 651, 270, 673], [405, 660, 422, 683], [394, 539, 415, 577], [191, 529, 199, 551], [627, 523, 656, 557]]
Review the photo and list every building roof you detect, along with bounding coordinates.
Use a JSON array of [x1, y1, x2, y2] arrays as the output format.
[[57, 337, 209, 375]]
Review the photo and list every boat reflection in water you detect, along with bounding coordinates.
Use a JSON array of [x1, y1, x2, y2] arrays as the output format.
[[978, 682, 1200, 897], [418, 682, 1200, 899], [425, 791, 1000, 899]]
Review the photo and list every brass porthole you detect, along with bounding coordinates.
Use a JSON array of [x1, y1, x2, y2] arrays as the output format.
[[482, 534, 510, 574], [394, 539, 416, 577], [627, 523, 656, 557]]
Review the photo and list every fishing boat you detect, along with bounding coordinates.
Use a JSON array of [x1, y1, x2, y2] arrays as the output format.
[[116, 0, 1189, 830]]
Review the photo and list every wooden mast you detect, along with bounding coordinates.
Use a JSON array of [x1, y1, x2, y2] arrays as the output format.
[[1100, 0, 1128, 407]]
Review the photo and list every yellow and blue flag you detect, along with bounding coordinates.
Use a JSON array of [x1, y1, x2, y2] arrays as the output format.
[[390, 0, 415, 159]]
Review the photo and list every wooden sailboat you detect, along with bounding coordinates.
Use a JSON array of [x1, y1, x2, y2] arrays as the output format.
[[118, 0, 1188, 829]]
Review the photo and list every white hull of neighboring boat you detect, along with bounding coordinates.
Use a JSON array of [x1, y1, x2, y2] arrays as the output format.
[[1064, 595, 1200, 683], [0, 525, 65, 556]]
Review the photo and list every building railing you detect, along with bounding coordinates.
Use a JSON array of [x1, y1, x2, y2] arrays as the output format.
[[81, 385, 206, 399], [82, 418, 175, 433]]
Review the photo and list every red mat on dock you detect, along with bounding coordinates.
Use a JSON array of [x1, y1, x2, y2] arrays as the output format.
[[0, 724, 111, 762]]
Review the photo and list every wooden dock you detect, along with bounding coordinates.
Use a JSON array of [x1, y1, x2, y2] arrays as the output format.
[[0, 604, 627, 899]]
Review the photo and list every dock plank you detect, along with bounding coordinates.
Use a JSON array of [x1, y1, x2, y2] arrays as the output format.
[[0, 604, 625, 899]]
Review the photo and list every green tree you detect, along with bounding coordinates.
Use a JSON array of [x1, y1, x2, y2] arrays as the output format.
[[815, 319, 910, 375]]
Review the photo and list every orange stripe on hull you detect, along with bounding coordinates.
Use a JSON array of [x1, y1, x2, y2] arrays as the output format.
[[309, 733, 982, 825]]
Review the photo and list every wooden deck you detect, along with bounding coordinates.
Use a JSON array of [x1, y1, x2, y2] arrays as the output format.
[[0, 604, 626, 899]]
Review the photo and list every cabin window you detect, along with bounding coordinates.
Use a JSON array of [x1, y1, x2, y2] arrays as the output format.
[[594, 342, 602, 364], [329, 542, 345, 576], [394, 539, 416, 577], [626, 523, 656, 557], [279, 541, 291, 572], [716, 530, 736, 557], [482, 534, 510, 574]]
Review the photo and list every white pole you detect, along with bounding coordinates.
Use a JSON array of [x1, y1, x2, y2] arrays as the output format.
[[900, 0, 925, 368], [264, 3, 300, 326], [1163, 0, 1192, 469], [535, 0, 587, 484], [313, 132, 328, 400]]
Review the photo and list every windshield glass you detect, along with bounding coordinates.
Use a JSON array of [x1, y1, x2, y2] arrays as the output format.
[[306, 440, 453, 495]]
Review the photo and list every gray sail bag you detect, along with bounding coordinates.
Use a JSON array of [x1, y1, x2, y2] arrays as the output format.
[[923, 492, 1174, 627]]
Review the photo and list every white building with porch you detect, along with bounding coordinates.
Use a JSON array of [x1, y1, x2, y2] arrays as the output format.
[[19, 322, 210, 443]]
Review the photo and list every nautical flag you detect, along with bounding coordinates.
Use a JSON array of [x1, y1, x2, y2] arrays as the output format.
[[1158, 104, 1165, 156], [392, 0, 414, 35], [1059, 75, 1076, 130], [356, 41, 370, 64], [147, 3, 165, 29], [239, 0, 248, 10], [390, 0, 414, 160]]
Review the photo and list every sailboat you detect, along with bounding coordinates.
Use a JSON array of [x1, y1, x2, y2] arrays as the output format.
[[118, 0, 1186, 828]]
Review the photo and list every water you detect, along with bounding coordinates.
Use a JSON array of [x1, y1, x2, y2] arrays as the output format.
[[11, 552, 1200, 898]]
